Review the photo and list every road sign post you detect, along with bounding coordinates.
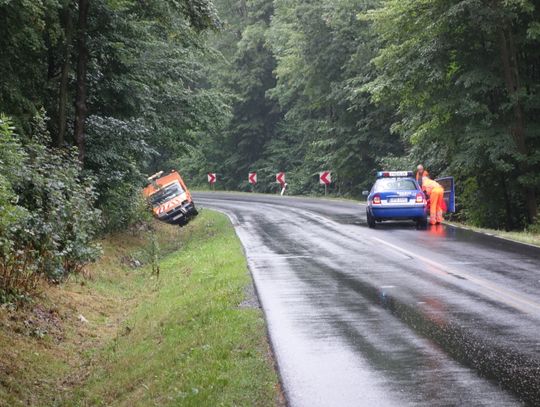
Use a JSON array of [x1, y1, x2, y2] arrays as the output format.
[[319, 171, 331, 195], [276, 172, 286, 195]]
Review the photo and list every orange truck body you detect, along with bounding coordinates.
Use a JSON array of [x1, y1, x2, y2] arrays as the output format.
[[143, 170, 198, 226]]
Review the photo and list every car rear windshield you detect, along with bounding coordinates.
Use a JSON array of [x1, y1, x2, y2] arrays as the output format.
[[149, 182, 184, 207], [374, 178, 417, 192]]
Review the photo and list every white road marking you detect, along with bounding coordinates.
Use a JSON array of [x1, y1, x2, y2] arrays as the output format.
[[371, 236, 540, 315]]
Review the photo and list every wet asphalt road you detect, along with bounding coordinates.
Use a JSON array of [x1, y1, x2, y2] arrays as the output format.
[[194, 192, 540, 407]]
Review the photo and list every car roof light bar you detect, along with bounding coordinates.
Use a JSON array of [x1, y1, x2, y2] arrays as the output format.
[[376, 171, 414, 178]]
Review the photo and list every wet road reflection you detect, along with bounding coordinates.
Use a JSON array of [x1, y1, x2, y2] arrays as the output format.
[[195, 192, 540, 406]]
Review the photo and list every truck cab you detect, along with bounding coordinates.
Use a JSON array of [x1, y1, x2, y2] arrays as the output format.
[[143, 170, 198, 226]]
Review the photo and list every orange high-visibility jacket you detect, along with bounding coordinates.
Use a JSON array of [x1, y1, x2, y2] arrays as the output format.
[[422, 177, 442, 195]]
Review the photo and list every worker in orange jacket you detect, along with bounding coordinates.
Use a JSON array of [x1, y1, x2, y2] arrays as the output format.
[[416, 164, 429, 187], [422, 176, 445, 225]]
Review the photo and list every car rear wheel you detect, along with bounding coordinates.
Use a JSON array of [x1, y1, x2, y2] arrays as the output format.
[[416, 216, 428, 230], [367, 210, 376, 229]]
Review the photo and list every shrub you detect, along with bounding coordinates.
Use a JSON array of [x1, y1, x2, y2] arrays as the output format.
[[0, 113, 102, 301], [85, 115, 156, 232], [98, 182, 152, 232], [527, 218, 540, 234]]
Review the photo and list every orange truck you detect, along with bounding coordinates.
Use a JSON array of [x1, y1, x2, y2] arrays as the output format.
[[143, 170, 198, 226]]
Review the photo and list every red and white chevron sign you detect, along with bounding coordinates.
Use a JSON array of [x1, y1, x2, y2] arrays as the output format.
[[207, 173, 216, 184], [319, 171, 331, 185], [276, 172, 285, 185], [249, 172, 257, 184]]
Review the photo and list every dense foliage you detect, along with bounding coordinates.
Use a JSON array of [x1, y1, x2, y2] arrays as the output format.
[[180, 0, 540, 230], [366, 0, 540, 229], [0, 114, 101, 301], [0, 0, 222, 298]]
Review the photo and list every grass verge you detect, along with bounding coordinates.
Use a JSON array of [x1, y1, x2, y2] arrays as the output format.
[[0, 211, 281, 406], [446, 221, 540, 248]]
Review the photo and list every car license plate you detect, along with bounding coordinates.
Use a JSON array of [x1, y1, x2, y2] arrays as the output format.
[[389, 197, 408, 203]]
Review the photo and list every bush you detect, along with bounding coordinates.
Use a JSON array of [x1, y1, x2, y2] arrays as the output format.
[[458, 176, 518, 230], [85, 115, 156, 232], [527, 218, 540, 234], [0, 113, 102, 301], [98, 182, 152, 232]]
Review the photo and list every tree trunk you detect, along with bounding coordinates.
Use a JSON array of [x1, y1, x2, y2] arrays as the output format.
[[74, 0, 89, 163], [58, 2, 73, 147], [499, 27, 538, 223]]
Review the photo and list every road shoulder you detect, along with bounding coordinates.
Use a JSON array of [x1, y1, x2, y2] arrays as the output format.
[[0, 211, 282, 406]]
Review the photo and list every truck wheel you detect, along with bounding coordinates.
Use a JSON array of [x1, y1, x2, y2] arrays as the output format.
[[367, 211, 376, 229], [177, 217, 188, 227]]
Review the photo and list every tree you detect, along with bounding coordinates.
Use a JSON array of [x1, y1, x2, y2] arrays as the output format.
[[74, 0, 89, 162], [365, 0, 540, 227], [57, 0, 74, 146], [0, 0, 225, 235]]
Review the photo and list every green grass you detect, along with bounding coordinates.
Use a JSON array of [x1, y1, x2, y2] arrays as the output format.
[[0, 211, 280, 407], [65, 211, 277, 406], [66, 210, 279, 407], [446, 221, 540, 247]]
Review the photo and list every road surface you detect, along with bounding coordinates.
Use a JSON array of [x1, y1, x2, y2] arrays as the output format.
[[195, 192, 540, 406]]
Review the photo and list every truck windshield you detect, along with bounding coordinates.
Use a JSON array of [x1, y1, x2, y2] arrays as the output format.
[[149, 182, 184, 207], [374, 178, 417, 191]]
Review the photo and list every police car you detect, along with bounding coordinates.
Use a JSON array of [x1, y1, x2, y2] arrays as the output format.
[[363, 171, 428, 229]]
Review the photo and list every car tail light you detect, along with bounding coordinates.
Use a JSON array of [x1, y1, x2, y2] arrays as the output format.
[[373, 195, 381, 205], [416, 193, 424, 203]]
